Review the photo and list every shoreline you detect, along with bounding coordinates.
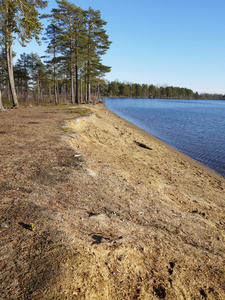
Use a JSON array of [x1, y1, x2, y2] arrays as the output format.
[[104, 99, 225, 180], [1, 104, 225, 299], [103, 104, 225, 183]]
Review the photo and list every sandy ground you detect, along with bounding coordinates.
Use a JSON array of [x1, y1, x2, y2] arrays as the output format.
[[0, 103, 225, 299]]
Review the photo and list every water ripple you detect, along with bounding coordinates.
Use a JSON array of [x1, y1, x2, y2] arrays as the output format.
[[105, 98, 225, 178]]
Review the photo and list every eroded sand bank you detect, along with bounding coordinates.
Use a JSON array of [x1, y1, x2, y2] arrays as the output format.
[[66, 104, 225, 299]]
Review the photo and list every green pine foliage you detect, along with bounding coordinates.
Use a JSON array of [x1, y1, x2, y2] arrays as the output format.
[[0, 0, 112, 106], [43, 1, 111, 104], [103, 81, 224, 100], [0, 0, 48, 107]]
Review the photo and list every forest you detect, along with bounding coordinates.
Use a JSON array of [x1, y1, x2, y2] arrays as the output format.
[[0, 1, 224, 111], [0, 0, 111, 109], [102, 81, 225, 100]]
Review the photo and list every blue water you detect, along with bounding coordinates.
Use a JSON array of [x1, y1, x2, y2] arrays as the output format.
[[105, 98, 225, 178]]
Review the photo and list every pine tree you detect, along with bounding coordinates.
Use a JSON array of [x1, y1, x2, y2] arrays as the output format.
[[26, 52, 47, 103], [0, 48, 7, 109], [119, 83, 130, 97], [42, 2, 112, 104], [51, 0, 85, 104], [14, 53, 30, 103], [43, 21, 61, 104], [84, 7, 111, 103], [149, 84, 156, 98], [0, 0, 48, 106]]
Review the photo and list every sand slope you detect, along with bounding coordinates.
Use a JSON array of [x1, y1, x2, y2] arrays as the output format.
[[67, 104, 225, 299], [0, 104, 225, 299]]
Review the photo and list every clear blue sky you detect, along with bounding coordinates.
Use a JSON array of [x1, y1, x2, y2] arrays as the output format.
[[14, 0, 225, 94]]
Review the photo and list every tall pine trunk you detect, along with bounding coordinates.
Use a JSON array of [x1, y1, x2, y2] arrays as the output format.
[[40, 82, 43, 103], [37, 73, 40, 103], [53, 47, 58, 105], [5, 7, 19, 107], [54, 78, 58, 104], [80, 77, 83, 104], [70, 64, 75, 104], [87, 21, 92, 104], [0, 90, 5, 111], [75, 39, 79, 104], [88, 83, 91, 103], [75, 63, 78, 104], [6, 45, 18, 107], [6, 43, 19, 107], [69, 16, 75, 105], [85, 78, 87, 103], [24, 79, 28, 105], [87, 53, 91, 103], [49, 82, 52, 103], [57, 80, 60, 104]]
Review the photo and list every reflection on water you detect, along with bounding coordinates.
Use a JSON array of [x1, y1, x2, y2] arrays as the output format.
[[105, 98, 225, 178]]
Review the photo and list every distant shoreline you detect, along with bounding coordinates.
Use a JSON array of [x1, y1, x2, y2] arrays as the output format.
[[103, 96, 225, 101]]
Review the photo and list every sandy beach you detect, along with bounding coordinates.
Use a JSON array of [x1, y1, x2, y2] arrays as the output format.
[[0, 103, 225, 299]]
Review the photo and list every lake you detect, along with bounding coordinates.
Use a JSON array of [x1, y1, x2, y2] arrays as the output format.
[[105, 98, 225, 178]]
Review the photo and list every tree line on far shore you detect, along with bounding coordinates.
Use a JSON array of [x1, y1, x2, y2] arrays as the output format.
[[101, 81, 225, 100]]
